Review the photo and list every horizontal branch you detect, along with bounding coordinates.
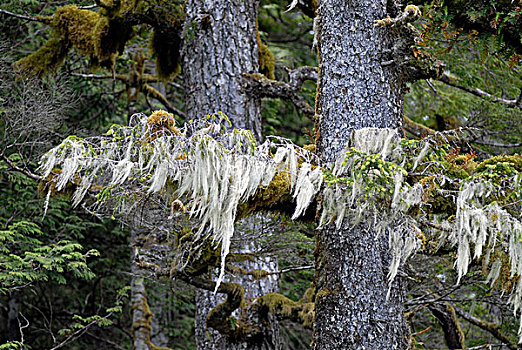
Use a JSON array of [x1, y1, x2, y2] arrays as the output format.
[[1, 154, 43, 181], [242, 66, 318, 117], [0, 8, 48, 22], [438, 73, 522, 110]]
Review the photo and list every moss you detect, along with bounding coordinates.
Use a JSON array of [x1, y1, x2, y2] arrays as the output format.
[[206, 282, 246, 339], [303, 144, 316, 154], [52, 5, 99, 55], [93, 16, 134, 69], [13, 37, 70, 76], [15, 5, 133, 75], [481, 251, 518, 291], [146, 110, 181, 141], [475, 154, 522, 173], [259, 293, 298, 320], [256, 20, 275, 80], [37, 168, 77, 198], [236, 172, 292, 219], [150, 27, 182, 80], [257, 292, 314, 329]]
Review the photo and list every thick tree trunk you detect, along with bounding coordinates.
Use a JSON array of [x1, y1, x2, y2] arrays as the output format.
[[182, 1, 280, 349], [182, 0, 262, 140], [194, 217, 281, 350], [313, 0, 408, 349]]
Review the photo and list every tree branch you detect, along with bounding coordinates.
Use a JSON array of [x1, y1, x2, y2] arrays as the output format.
[[1, 155, 43, 181], [438, 73, 522, 110], [453, 305, 517, 350], [0, 8, 48, 22], [242, 66, 318, 116]]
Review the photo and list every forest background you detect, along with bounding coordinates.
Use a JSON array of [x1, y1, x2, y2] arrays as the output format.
[[0, 0, 521, 349]]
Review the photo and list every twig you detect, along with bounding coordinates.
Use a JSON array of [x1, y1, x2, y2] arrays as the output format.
[[1, 154, 43, 181], [0, 8, 47, 22], [438, 73, 521, 110]]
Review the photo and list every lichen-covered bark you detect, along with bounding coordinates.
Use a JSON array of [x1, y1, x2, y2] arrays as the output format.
[[313, 0, 408, 348], [182, 0, 262, 140]]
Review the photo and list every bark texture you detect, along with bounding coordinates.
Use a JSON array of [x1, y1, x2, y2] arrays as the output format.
[[313, 0, 408, 349], [182, 0, 262, 140], [129, 206, 173, 350], [182, 1, 280, 348]]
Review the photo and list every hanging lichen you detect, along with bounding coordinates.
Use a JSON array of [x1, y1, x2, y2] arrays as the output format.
[[39, 116, 522, 335]]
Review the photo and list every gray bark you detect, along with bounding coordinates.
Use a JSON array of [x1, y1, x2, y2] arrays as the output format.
[[182, 0, 262, 140], [182, 1, 280, 349], [313, 0, 408, 349], [129, 206, 173, 350], [194, 217, 281, 350]]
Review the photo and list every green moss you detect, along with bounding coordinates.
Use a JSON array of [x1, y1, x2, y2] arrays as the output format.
[[475, 154, 522, 173], [258, 292, 314, 328], [93, 16, 134, 69], [15, 4, 133, 75], [13, 37, 70, 76], [37, 168, 77, 198], [256, 20, 275, 80], [236, 172, 292, 219]]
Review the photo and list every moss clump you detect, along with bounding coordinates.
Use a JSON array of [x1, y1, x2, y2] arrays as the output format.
[[236, 172, 292, 219], [52, 5, 99, 56], [258, 292, 314, 328], [37, 168, 77, 198], [93, 15, 134, 68], [146, 110, 181, 141], [475, 154, 522, 173], [13, 37, 69, 76], [15, 5, 133, 75]]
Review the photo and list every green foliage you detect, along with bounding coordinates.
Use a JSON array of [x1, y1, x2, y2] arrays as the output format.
[[0, 342, 24, 350], [0, 220, 98, 293]]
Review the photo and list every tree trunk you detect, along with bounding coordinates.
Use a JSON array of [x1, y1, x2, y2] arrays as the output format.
[[129, 206, 173, 350], [7, 292, 20, 342], [182, 0, 262, 140], [182, 1, 280, 349], [313, 0, 408, 349]]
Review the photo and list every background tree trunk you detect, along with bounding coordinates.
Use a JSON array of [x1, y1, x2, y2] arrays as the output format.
[[182, 1, 280, 349], [313, 0, 408, 348], [182, 0, 262, 140]]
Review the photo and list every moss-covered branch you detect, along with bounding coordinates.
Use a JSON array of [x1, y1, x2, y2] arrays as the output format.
[[427, 302, 467, 349]]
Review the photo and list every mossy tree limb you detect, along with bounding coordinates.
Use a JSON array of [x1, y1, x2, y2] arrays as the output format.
[[427, 302, 467, 349], [453, 305, 517, 349]]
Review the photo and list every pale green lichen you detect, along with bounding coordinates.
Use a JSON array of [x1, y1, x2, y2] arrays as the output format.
[[40, 120, 522, 336]]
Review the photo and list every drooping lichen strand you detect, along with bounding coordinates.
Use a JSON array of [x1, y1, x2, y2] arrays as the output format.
[[39, 111, 318, 290], [40, 121, 522, 334]]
